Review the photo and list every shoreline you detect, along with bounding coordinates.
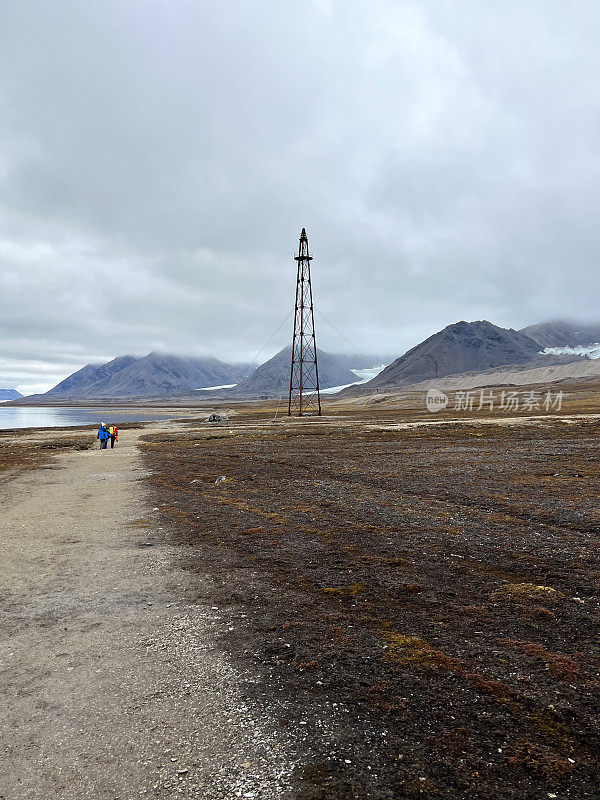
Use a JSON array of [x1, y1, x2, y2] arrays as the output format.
[[0, 405, 216, 433]]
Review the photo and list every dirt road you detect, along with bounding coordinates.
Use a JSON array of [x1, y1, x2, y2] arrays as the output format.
[[0, 425, 293, 800]]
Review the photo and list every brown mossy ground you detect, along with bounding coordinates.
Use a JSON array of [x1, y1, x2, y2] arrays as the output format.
[[142, 410, 600, 799]]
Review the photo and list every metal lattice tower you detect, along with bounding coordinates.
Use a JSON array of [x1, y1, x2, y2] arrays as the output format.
[[288, 228, 321, 416]]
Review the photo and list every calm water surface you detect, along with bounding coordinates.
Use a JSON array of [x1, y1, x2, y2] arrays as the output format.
[[0, 406, 172, 430]]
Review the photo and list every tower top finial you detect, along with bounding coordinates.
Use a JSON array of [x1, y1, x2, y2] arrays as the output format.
[[300, 227, 307, 238]]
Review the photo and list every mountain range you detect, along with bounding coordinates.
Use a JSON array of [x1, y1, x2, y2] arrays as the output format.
[[41, 353, 251, 399], [14, 348, 385, 402], [366, 321, 542, 391], [10, 318, 600, 402], [346, 318, 600, 396], [0, 389, 23, 402], [519, 320, 600, 348]]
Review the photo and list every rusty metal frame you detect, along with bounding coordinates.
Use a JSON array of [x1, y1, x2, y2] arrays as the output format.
[[288, 228, 321, 416]]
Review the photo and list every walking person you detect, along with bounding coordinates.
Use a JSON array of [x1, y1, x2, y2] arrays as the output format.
[[97, 423, 110, 449], [108, 424, 118, 449]]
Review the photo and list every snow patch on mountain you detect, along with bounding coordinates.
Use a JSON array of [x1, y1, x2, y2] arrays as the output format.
[[544, 344, 600, 359], [321, 365, 387, 395]]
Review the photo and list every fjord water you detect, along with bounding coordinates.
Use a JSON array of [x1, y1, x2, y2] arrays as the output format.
[[0, 406, 167, 430]]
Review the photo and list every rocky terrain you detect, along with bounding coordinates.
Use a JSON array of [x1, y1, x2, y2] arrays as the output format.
[[520, 320, 600, 348], [363, 354, 600, 394], [361, 321, 544, 391]]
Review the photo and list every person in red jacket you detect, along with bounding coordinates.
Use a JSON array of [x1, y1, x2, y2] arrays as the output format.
[[108, 424, 119, 449]]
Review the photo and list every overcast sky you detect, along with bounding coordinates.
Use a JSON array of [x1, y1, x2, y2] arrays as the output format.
[[1, 1, 600, 393]]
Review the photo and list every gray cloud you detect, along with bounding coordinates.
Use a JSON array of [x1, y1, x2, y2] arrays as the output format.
[[1, 1, 599, 392]]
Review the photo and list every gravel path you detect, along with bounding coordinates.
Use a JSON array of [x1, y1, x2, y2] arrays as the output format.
[[0, 425, 294, 800]]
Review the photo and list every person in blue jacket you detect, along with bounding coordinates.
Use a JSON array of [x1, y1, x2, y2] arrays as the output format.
[[97, 423, 110, 449]]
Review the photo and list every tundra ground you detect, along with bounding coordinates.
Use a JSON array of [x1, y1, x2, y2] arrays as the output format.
[[2, 397, 599, 799], [143, 409, 600, 799]]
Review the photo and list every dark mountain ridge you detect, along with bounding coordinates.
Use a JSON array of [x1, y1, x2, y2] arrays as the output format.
[[362, 320, 543, 391], [519, 320, 600, 348], [37, 353, 249, 399], [46, 356, 137, 397]]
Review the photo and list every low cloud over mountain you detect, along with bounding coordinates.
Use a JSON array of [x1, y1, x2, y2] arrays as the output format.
[[39, 354, 250, 399]]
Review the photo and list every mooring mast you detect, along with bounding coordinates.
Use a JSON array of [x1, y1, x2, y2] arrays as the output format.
[[288, 228, 321, 416]]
